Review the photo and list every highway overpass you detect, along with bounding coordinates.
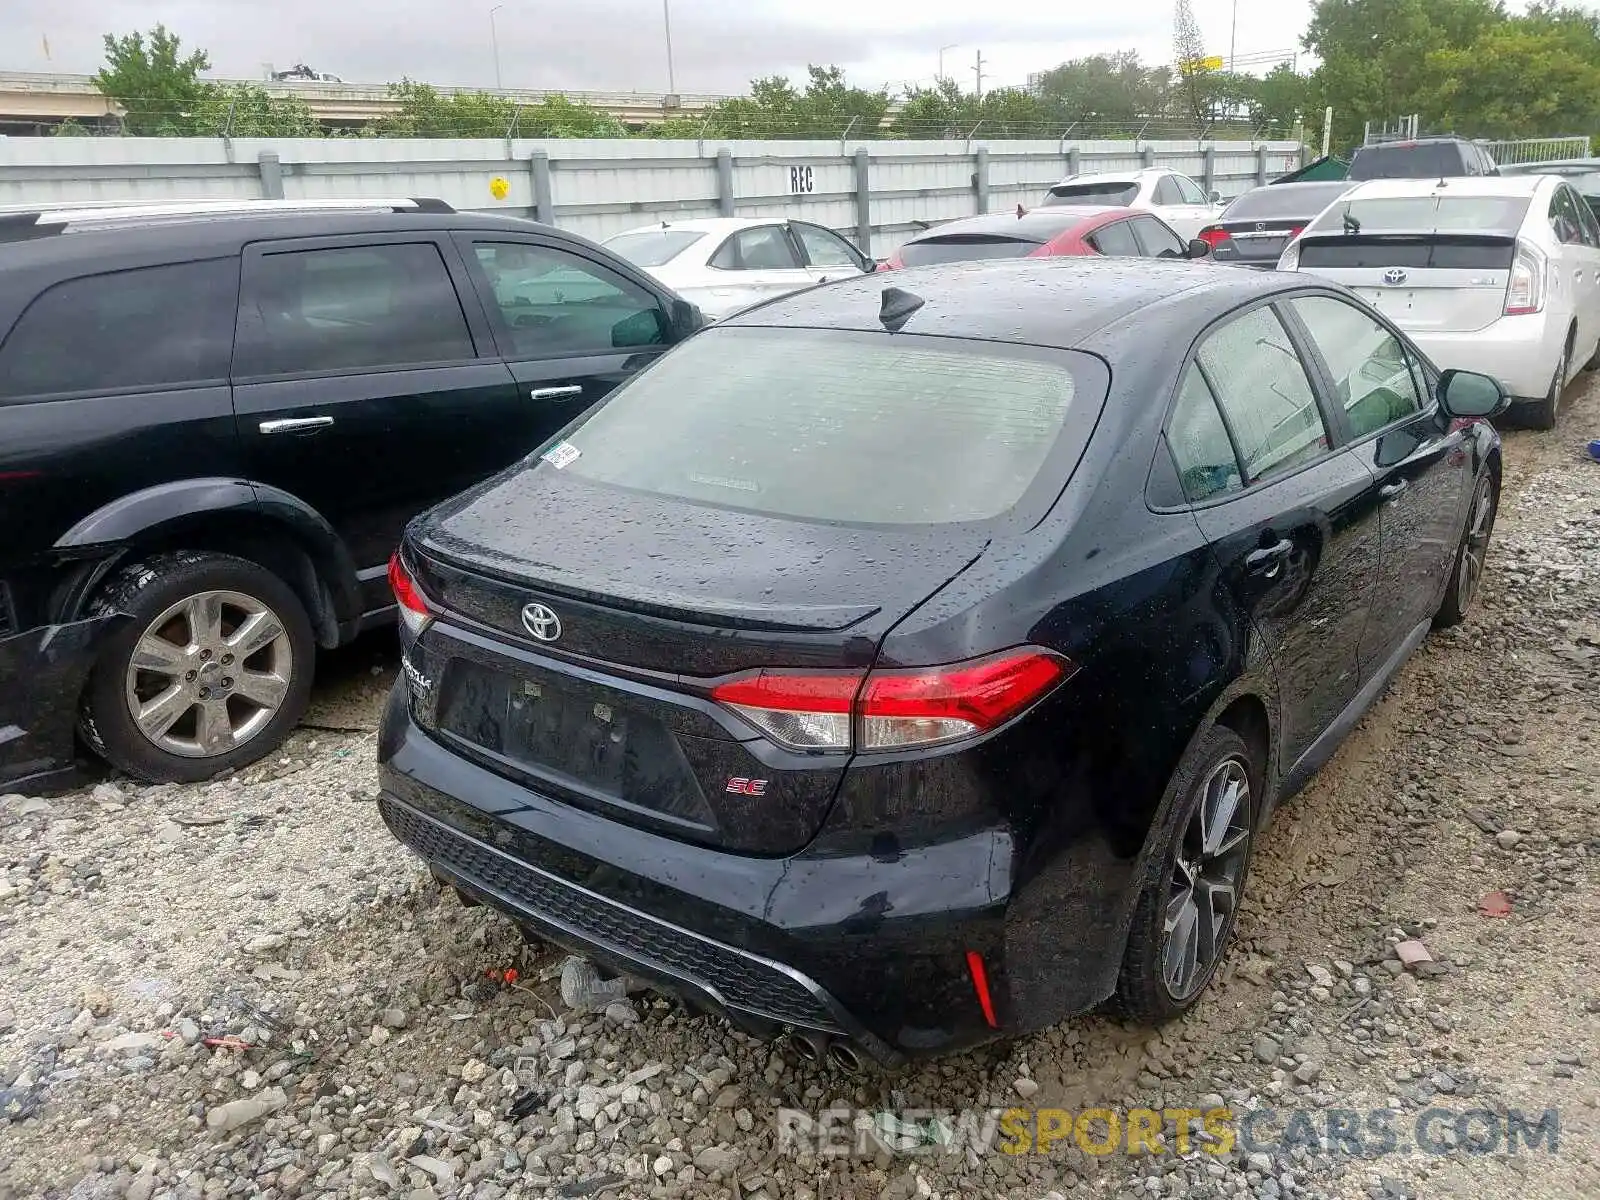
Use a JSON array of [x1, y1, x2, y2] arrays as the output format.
[[0, 70, 729, 134]]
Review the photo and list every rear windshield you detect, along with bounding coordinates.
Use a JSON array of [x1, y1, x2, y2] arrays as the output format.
[[1222, 184, 1351, 220], [603, 229, 706, 267], [1348, 143, 1471, 180], [898, 235, 1045, 266], [1043, 182, 1138, 206], [1308, 195, 1531, 236], [556, 327, 1087, 526]]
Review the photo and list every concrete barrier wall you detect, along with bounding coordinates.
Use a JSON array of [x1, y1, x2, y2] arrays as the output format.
[[0, 136, 1304, 254]]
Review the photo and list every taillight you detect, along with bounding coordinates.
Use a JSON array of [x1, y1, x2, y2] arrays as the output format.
[[877, 254, 902, 271], [1285, 224, 1305, 240], [1505, 240, 1547, 315], [388, 551, 432, 638], [709, 648, 1072, 754], [1197, 226, 1231, 248], [1277, 239, 1301, 272]]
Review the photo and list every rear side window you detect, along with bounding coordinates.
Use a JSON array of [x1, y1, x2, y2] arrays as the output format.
[[1154, 176, 1183, 205], [1089, 220, 1142, 257], [1044, 181, 1138, 206], [898, 236, 1044, 266], [0, 259, 237, 400], [1174, 175, 1209, 204], [604, 229, 705, 267], [236, 243, 474, 377], [1289, 296, 1422, 438], [1167, 365, 1243, 502], [557, 327, 1090, 526], [709, 226, 801, 271], [1197, 306, 1328, 484], [1130, 216, 1187, 258]]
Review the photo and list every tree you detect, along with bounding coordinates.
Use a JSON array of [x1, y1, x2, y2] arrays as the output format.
[[1031, 53, 1170, 133], [1172, 0, 1213, 129], [94, 25, 211, 135], [698, 66, 889, 138], [1418, 22, 1600, 138], [1250, 63, 1311, 134], [193, 84, 321, 137], [891, 78, 977, 139]]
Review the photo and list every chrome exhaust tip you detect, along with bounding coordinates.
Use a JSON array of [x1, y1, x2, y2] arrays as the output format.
[[788, 1031, 829, 1065], [827, 1040, 865, 1074]]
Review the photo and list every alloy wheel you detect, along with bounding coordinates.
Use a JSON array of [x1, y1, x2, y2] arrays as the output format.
[[1162, 756, 1252, 1001], [123, 589, 294, 758], [1456, 481, 1495, 615]]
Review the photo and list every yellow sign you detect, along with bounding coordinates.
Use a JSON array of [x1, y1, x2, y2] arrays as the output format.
[[1181, 55, 1226, 73], [489, 176, 510, 200]]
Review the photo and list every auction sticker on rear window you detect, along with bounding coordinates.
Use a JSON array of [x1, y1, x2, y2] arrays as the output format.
[[541, 441, 581, 469]]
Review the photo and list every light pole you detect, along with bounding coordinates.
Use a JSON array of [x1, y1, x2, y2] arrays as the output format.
[[662, 0, 677, 94], [1229, 0, 1238, 73], [490, 4, 505, 91], [938, 44, 959, 84]]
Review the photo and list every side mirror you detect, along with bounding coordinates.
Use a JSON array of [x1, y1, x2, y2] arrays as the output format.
[[1187, 238, 1212, 260], [1208, 189, 1223, 204], [669, 297, 705, 339], [1437, 368, 1509, 419]]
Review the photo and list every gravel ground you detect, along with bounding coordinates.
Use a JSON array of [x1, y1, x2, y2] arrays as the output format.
[[3, 384, 1599, 1200]]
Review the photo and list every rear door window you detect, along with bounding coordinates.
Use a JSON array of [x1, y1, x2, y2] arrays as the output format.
[[1550, 186, 1587, 245], [0, 259, 238, 400], [1167, 365, 1243, 502], [236, 243, 475, 377], [1088, 220, 1142, 257], [1289, 295, 1423, 438], [1154, 176, 1183, 205], [553, 326, 1097, 526], [709, 226, 803, 270], [1130, 216, 1188, 258], [1174, 175, 1209, 204], [1197, 305, 1330, 484], [792, 222, 863, 269]]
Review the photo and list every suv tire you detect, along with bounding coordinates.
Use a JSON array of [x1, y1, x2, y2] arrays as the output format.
[[79, 552, 316, 784], [1111, 724, 1260, 1024]]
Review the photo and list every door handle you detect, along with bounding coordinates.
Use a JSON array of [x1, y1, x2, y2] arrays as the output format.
[[1245, 538, 1293, 577], [258, 417, 334, 435], [529, 385, 584, 401], [1379, 479, 1409, 501]]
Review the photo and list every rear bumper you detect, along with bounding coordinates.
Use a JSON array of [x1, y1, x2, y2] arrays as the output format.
[[1408, 313, 1564, 400], [375, 681, 1127, 1059], [0, 615, 123, 793]]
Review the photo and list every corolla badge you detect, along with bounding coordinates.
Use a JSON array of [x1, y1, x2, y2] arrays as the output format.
[[521, 603, 562, 642], [1382, 267, 1409, 286]]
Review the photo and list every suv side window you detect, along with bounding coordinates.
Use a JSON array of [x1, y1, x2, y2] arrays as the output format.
[[1167, 363, 1243, 502], [1153, 175, 1183, 206], [1290, 295, 1423, 438], [237, 243, 475, 377], [1197, 305, 1329, 484], [1174, 175, 1208, 204], [1089, 219, 1142, 257], [0, 259, 237, 400], [1130, 215, 1188, 258], [791, 222, 863, 269], [709, 226, 802, 271], [471, 242, 667, 357]]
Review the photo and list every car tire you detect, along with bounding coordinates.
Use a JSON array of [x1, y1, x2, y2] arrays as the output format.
[[1526, 338, 1570, 431], [1434, 471, 1498, 628], [79, 551, 316, 784], [1111, 724, 1260, 1025]]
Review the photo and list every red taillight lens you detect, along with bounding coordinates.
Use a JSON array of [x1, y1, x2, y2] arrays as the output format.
[[387, 551, 432, 637], [1198, 226, 1231, 248], [709, 649, 1071, 753], [877, 255, 901, 271], [1285, 224, 1305, 240]]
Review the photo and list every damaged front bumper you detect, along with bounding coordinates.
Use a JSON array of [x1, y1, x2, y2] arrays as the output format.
[[0, 614, 124, 794]]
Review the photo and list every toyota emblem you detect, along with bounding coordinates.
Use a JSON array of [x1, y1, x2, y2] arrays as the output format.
[[520, 603, 562, 642], [1382, 267, 1408, 286]]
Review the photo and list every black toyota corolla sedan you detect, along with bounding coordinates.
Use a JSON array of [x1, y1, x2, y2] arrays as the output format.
[[377, 258, 1507, 1067]]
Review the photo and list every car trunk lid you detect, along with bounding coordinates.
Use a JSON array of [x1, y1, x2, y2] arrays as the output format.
[[1296, 233, 1517, 334]]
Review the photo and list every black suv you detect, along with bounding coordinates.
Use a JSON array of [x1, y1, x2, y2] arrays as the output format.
[[0, 198, 703, 792], [1347, 137, 1500, 181]]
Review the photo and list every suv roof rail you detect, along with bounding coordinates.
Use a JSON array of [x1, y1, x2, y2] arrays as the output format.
[[0, 196, 455, 240]]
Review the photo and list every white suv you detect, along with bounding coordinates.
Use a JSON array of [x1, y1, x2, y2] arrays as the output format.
[[1039, 169, 1224, 240], [1279, 175, 1600, 429]]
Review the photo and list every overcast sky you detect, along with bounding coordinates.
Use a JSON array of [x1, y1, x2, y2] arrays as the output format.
[[16, 1, 1317, 95]]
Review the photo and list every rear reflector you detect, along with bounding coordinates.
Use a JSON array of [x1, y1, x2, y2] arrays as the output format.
[[710, 648, 1071, 753], [966, 950, 1000, 1028], [388, 551, 433, 638]]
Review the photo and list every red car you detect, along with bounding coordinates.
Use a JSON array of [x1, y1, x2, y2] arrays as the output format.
[[879, 205, 1210, 269]]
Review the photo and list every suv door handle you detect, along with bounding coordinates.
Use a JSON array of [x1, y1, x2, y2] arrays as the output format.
[[258, 417, 334, 435], [529, 385, 584, 401], [1245, 538, 1293, 577], [1379, 479, 1409, 500]]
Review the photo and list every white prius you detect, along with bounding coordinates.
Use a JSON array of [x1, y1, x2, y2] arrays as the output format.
[[1279, 174, 1600, 429]]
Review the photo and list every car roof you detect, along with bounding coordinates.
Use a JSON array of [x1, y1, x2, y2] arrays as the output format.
[[909, 207, 1122, 240], [1500, 158, 1600, 174], [1338, 175, 1548, 200], [719, 256, 1290, 350], [1053, 169, 1164, 185], [1355, 136, 1477, 149], [607, 217, 790, 239]]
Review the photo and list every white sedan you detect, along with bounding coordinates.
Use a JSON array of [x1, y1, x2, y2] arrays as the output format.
[[1039, 168, 1225, 240], [603, 217, 875, 320], [1278, 174, 1600, 429]]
